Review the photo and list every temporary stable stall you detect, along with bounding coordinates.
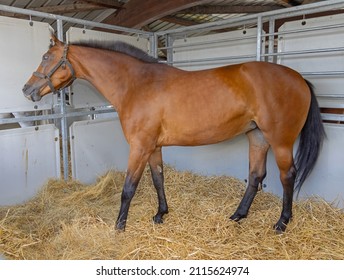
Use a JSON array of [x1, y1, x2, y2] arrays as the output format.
[[0, 1, 343, 208]]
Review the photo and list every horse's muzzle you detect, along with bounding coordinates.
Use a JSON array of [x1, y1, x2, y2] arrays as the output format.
[[22, 84, 42, 102]]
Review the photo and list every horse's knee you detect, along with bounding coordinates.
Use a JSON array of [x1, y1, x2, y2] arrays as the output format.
[[249, 170, 266, 189]]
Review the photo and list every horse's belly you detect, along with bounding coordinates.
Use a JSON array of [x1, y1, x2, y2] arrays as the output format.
[[158, 118, 255, 146]]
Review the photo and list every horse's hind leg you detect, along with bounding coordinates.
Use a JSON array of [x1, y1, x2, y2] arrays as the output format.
[[149, 147, 168, 223], [272, 146, 296, 233], [230, 128, 270, 222]]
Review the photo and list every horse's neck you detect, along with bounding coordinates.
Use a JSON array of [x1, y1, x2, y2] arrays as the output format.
[[70, 46, 139, 112]]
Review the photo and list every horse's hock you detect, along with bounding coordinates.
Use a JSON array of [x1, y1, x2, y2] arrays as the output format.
[[1, 1, 344, 260]]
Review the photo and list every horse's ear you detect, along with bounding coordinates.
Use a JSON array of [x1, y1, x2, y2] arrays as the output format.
[[50, 34, 63, 47]]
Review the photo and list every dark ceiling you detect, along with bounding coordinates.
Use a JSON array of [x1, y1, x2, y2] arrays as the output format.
[[0, 0, 325, 32]]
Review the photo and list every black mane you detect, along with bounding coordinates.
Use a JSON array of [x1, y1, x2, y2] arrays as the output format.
[[72, 40, 159, 63]]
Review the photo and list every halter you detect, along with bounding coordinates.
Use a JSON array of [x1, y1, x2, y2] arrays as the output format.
[[33, 44, 76, 94]]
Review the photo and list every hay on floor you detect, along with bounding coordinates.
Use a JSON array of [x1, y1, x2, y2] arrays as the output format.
[[0, 166, 343, 260]]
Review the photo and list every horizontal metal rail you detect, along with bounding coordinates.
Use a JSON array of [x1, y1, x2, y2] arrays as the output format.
[[158, 34, 256, 51], [301, 71, 344, 77], [172, 54, 256, 66], [0, 107, 116, 125], [263, 21, 344, 38], [263, 46, 344, 58], [321, 113, 344, 122]]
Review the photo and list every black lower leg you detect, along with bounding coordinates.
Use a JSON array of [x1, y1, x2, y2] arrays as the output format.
[[150, 164, 168, 224], [274, 166, 296, 233], [116, 175, 139, 230], [230, 172, 265, 221]]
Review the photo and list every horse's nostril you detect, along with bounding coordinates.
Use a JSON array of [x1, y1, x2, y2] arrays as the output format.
[[22, 84, 29, 92]]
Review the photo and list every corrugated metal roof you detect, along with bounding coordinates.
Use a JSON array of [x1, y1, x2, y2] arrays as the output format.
[[0, 0, 306, 32]]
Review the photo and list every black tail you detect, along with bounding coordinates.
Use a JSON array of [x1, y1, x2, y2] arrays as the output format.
[[294, 80, 326, 193]]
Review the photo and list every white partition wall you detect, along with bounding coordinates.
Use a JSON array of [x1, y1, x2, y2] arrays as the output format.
[[70, 117, 129, 184], [0, 16, 54, 113], [0, 17, 61, 206], [277, 14, 344, 108], [172, 28, 260, 70], [0, 125, 60, 205]]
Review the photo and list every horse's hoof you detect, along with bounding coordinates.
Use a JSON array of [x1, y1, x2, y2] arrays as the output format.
[[153, 215, 164, 224], [273, 222, 286, 234], [116, 221, 126, 231], [230, 213, 246, 222]]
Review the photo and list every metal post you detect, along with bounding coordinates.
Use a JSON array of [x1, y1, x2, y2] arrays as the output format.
[[57, 19, 69, 181], [150, 33, 158, 59], [268, 17, 275, 63], [256, 16, 262, 61], [166, 35, 174, 65]]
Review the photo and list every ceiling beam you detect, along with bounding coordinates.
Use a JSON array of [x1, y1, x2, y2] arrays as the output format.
[[78, 0, 124, 9], [161, 15, 199, 26], [31, 3, 107, 14], [101, 0, 214, 28], [180, 5, 283, 14]]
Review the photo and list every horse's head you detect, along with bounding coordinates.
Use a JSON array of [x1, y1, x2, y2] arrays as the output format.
[[22, 35, 76, 102]]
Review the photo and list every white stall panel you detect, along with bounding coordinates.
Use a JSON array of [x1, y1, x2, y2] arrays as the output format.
[[278, 14, 344, 107], [0, 124, 60, 205], [0, 16, 53, 113], [70, 116, 129, 184], [173, 28, 259, 70], [66, 27, 150, 109], [164, 136, 249, 180]]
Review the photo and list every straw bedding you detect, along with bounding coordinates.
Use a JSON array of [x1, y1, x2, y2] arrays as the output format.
[[0, 166, 343, 260]]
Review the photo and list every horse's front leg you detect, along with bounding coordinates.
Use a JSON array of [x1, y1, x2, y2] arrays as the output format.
[[116, 144, 153, 231], [149, 147, 168, 224]]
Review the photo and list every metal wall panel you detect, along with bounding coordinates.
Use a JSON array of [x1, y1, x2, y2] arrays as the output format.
[[163, 136, 249, 179], [0, 124, 60, 205], [66, 27, 150, 109], [277, 14, 344, 108], [172, 28, 260, 70], [0, 16, 54, 113], [70, 116, 129, 184]]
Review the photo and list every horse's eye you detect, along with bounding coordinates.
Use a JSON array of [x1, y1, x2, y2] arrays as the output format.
[[43, 55, 49, 60]]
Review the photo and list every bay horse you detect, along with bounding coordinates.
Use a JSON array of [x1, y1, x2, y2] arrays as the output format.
[[22, 36, 325, 232]]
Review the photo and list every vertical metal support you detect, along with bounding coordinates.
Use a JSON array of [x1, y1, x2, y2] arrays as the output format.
[[268, 17, 276, 63], [57, 19, 69, 180], [256, 16, 262, 61], [150, 33, 158, 59], [166, 34, 174, 65]]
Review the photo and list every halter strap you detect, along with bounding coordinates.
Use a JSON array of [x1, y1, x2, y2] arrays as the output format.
[[33, 44, 76, 94]]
